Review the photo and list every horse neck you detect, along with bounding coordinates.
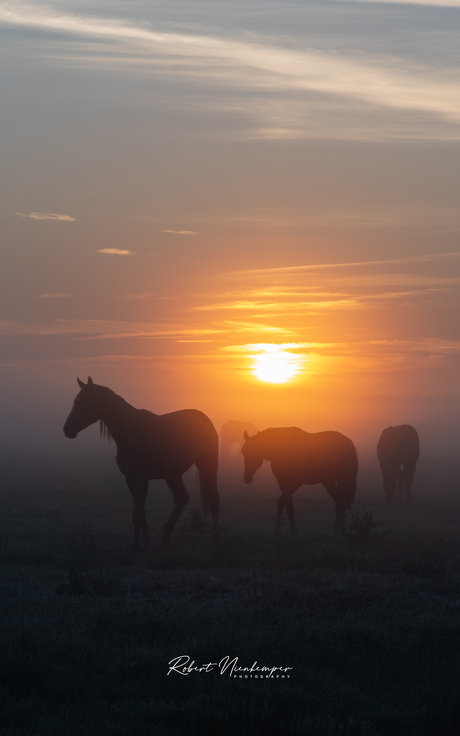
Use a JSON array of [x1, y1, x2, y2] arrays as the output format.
[[96, 388, 138, 445], [257, 429, 278, 461]]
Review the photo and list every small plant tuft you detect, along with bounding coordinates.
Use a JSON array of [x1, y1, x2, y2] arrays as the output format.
[[346, 500, 389, 546], [56, 570, 113, 596], [93, 577, 113, 597], [182, 509, 213, 535], [70, 515, 96, 553], [56, 568, 86, 595], [345, 500, 389, 568]]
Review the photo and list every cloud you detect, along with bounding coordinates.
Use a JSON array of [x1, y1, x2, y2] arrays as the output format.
[[226, 251, 460, 277], [343, 0, 460, 6], [16, 211, 75, 221], [96, 248, 134, 255], [0, 319, 221, 339], [223, 342, 318, 354], [1, 2, 460, 139], [221, 338, 460, 377], [163, 230, 199, 235], [222, 320, 294, 335], [37, 293, 71, 299], [194, 298, 362, 313]]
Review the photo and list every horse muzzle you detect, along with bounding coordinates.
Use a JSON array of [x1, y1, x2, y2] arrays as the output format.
[[63, 423, 78, 439], [243, 472, 254, 484]]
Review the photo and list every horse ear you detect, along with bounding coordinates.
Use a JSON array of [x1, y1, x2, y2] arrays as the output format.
[[243, 431, 249, 441], [77, 377, 86, 389], [87, 376, 93, 386]]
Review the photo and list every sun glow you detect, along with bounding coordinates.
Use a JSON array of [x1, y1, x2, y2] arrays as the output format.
[[252, 346, 303, 383]]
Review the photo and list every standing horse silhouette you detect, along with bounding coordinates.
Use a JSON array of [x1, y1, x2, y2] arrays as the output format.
[[242, 427, 358, 533], [63, 378, 219, 548], [377, 425, 420, 502], [221, 420, 258, 462]]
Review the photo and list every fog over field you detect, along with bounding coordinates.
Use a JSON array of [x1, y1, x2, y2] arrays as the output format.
[[1, 1, 460, 734]]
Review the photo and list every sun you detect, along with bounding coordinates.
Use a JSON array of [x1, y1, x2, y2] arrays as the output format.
[[252, 348, 302, 384]]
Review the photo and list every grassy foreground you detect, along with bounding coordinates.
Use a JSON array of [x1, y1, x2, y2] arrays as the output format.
[[1, 453, 460, 735]]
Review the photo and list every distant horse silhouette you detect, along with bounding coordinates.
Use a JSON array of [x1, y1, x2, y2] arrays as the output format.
[[63, 378, 219, 548], [242, 427, 358, 533], [377, 425, 420, 502], [221, 420, 258, 462]]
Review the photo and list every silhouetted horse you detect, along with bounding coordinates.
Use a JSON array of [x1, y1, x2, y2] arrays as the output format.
[[377, 425, 420, 502], [63, 378, 219, 548], [242, 427, 358, 533], [221, 420, 258, 462]]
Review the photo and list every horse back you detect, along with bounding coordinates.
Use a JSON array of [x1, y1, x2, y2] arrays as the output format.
[[302, 430, 357, 475], [268, 428, 357, 484], [117, 408, 218, 479], [377, 425, 420, 468]]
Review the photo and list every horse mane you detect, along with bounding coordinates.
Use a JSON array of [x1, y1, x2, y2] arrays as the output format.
[[99, 419, 112, 442], [94, 385, 121, 443], [92, 383, 136, 443]]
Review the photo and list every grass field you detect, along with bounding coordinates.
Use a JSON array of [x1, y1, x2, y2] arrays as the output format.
[[1, 451, 460, 735]]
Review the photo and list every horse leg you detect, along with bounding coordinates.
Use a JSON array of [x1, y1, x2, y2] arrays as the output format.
[[403, 461, 416, 501], [334, 499, 348, 532], [163, 476, 190, 543], [324, 481, 346, 533], [275, 495, 286, 534], [396, 467, 404, 500], [126, 476, 150, 550], [196, 451, 220, 539], [285, 493, 296, 535], [276, 482, 297, 535]]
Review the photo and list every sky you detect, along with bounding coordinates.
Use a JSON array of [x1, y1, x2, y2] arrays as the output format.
[[1, 0, 459, 456]]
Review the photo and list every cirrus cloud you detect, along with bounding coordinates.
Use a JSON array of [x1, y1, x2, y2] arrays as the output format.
[[1, 1, 460, 141], [16, 211, 75, 221], [96, 248, 134, 255], [163, 230, 199, 235]]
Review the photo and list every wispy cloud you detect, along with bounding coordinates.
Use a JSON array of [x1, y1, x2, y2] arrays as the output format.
[[226, 251, 460, 277], [223, 342, 318, 354], [222, 338, 460, 377], [16, 211, 75, 221], [222, 320, 294, 335], [194, 298, 362, 313], [0, 319, 221, 339], [37, 293, 71, 299], [1, 2, 460, 139], [96, 248, 134, 255], [344, 0, 460, 6], [163, 230, 199, 235]]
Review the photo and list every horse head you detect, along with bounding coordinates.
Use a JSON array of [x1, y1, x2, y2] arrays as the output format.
[[241, 430, 264, 484], [63, 377, 100, 438]]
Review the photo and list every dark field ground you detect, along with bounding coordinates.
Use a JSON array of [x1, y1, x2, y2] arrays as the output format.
[[1, 451, 460, 735]]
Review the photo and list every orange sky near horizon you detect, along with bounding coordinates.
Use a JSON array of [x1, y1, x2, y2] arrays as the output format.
[[1, 1, 459, 456], [2, 248, 458, 456]]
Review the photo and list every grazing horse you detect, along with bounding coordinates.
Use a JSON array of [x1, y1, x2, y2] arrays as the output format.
[[63, 378, 219, 548], [220, 420, 258, 462], [242, 427, 358, 533], [377, 425, 420, 502]]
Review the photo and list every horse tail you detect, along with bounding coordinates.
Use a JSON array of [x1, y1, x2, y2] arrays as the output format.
[[196, 429, 220, 522]]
